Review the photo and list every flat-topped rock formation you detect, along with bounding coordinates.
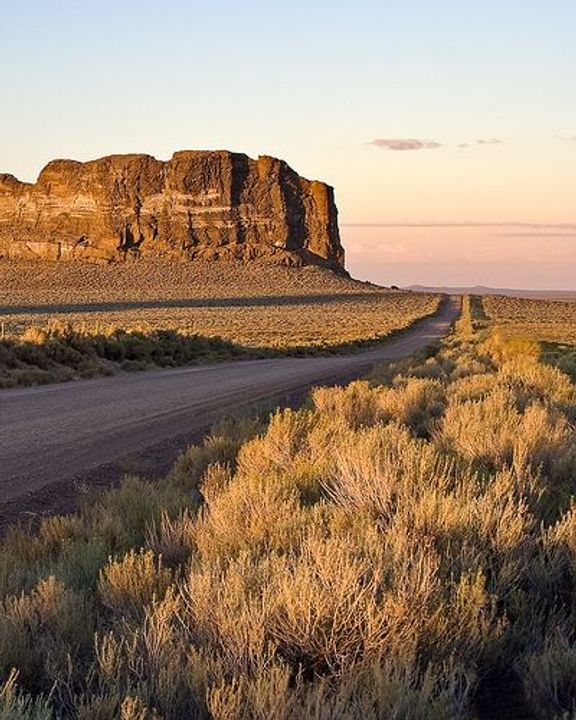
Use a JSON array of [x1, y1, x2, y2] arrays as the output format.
[[0, 151, 344, 270]]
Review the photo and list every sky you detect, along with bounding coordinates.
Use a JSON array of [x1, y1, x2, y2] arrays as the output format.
[[1, 0, 575, 288]]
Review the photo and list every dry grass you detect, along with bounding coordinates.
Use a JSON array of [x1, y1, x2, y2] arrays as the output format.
[[0, 259, 438, 349], [479, 294, 576, 382], [2, 297, 576, 717], [0, 259, 439, 387], [483, 295, 576, 345]]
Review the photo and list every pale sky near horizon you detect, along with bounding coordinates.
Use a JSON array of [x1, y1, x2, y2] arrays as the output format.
[[1, 1, 575, 288]]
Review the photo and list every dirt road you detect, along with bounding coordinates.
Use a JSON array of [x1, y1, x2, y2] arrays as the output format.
[[0, 297, 460, 511]]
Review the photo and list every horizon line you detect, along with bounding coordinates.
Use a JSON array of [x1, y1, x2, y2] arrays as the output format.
[[403, 283, 576, 292]]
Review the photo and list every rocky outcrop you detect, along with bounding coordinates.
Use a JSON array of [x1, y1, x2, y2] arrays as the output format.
[[0, 151, 344, 270]]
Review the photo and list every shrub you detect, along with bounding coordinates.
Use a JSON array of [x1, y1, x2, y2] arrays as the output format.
[[312, 381, 380, 429], [521, 637, 576, 719], [0, 576, 92, 689], [325, 422, 450, 522], [378, 378, 446, 436], [438, 389, 575, 480], [98, 549, 173, 618], [82, 476, 192, 553], [236, 408, 315, 476], [0, 670, 52, 720]]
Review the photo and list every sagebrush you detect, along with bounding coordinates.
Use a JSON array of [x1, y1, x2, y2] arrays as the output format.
[[1, 297, 576, 718]]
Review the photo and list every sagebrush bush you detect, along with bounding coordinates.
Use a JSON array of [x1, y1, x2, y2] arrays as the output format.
[[378, 378, 446, 436], [0, 576, 92, 688], [521, 637, 576, 719], [312, 381, 380, 429], [99, 549, 173, 619]]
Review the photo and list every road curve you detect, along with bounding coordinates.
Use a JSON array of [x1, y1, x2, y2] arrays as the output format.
[[0, 296, 460, 505]]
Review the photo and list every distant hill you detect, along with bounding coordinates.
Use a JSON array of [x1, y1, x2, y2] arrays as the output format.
[[406, 285, 576, 301]]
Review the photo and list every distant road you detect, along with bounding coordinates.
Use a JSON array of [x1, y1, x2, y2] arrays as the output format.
[[0, 297, 460, 508]]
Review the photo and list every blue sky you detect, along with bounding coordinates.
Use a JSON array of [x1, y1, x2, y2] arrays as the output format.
[[1, 1, 575, 287]]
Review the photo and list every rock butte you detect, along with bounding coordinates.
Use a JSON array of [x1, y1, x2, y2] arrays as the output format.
[[0, 150, 345, 270]]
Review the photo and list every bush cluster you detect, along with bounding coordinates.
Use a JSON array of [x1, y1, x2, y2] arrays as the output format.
[[0, 324, 246, 388]]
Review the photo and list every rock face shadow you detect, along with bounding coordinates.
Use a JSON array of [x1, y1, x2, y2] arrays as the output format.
[[0, 292, 387, 317]]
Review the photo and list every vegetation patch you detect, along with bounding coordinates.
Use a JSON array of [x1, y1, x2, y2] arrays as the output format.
[[2, 298, 576, 717], [477, 293, 576, 383], [0, 260, 440, 387], [0, 325, 247, 388], [540, 342, 576, 382], [483, 294, 576, 345]]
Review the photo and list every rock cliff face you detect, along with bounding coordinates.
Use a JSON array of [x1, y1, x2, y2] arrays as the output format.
[[0, 151, 344, 270]]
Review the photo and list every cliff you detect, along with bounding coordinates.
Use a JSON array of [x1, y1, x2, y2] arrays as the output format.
[[0, 151, 345, 270]]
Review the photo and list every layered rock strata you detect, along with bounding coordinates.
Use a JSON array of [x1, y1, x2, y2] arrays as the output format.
[[0, 151, 344, 270]]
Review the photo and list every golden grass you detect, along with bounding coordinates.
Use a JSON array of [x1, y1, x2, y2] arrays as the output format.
[[478, 294, 576, 383], [0, 259, 438, 349], [483, 295, 576, 345]]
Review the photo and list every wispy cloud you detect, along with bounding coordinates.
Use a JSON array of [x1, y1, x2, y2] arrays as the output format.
[[556, 135, 576, 143], [498, 232, 576, 238], [369, 138, 442, 151], [457, 139, 502, 150], [342, 222, 576, 230], [369, 138, 503, 152]]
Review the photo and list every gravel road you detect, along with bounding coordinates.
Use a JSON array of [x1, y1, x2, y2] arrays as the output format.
[[0, 296, 460, 512]]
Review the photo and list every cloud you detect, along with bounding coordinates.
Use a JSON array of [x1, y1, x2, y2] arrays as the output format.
[[457, 139, 503, 149], [341, 222, 576, 230], [369, 138, 502, 152], [498, 232, 576, 238], [369, 138, 442, 151], [556, 135, 576, 143]]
